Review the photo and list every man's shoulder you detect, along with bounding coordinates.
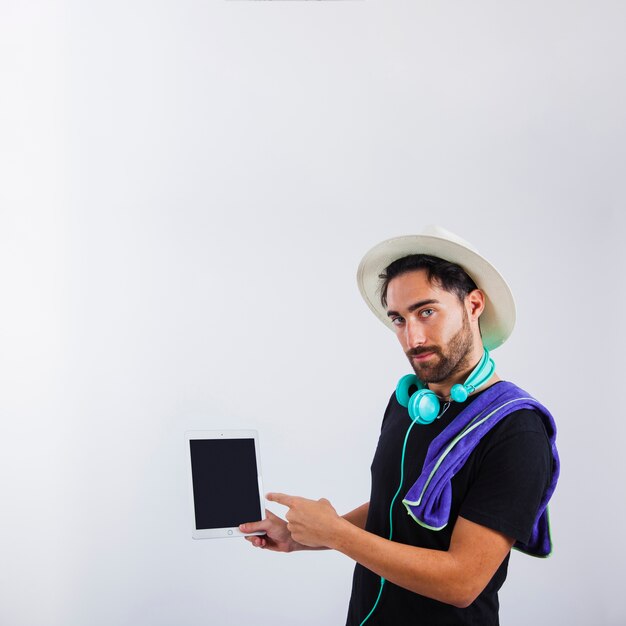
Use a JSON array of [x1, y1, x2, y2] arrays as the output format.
[[480, 381, 552, 435], [482, 406, 550, 450]]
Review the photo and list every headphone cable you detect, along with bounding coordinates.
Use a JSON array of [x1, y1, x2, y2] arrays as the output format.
[[359, 417, 418, 625]]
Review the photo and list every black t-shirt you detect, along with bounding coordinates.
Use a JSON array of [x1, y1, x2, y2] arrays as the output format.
[[346, 382, 552, 626]]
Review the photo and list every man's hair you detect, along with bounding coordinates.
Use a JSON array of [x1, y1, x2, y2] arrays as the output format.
[[379, 254, 478, 307]]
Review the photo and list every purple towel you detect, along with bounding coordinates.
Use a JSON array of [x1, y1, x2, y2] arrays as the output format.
[[402, 381, 559, 557]]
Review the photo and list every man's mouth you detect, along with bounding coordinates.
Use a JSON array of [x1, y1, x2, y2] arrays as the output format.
[[411, 351, 436, 362]]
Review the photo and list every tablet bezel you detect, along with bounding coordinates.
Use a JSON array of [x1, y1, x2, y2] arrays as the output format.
[[186, 429, 265, 539]]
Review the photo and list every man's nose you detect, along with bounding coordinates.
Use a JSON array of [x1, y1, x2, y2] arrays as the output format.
[[405, 319, 426, 349]]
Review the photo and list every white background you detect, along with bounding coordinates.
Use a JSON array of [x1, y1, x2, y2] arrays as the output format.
[[1, 1, 624, 624]]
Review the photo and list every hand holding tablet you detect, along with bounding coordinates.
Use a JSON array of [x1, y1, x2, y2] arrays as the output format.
[[239, 509, 300, 552]]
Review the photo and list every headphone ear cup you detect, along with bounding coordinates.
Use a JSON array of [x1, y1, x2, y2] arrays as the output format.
[[408, 389, 441, 425], [450, 384, 469, 403], [396, 374, 420, 407]]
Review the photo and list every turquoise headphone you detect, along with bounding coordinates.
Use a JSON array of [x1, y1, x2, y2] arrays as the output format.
[[395, 348, 495, 424]]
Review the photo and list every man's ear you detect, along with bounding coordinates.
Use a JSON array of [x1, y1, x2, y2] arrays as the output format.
[[466, 289, 485, 321]]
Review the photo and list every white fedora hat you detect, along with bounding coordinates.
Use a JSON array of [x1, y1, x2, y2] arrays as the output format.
[[356, 225, 516, 350]]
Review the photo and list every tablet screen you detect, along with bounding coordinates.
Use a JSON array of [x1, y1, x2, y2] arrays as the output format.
[[189, 437, 263, 531]]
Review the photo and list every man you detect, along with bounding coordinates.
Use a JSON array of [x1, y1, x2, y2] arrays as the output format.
[[241, 226, 558, 625]]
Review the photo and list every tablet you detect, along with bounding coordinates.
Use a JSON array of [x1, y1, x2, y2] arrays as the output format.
[[186, 429, 265, 539]]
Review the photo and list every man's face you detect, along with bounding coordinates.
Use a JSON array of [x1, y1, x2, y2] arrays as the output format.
[[385, 270, 476, 384]]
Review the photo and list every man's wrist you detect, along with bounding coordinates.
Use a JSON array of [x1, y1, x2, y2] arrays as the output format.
[[327, 516, 358, 552]]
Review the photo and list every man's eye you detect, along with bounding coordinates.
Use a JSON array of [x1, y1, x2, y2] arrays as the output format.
[[420, 309, 435, 318], [391, 317, 404, 326]]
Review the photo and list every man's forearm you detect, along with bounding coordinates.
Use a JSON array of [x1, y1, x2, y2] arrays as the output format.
[[327, 516, 513, 608], [330, 518, 463, 605], [342, 502, 369, 529]]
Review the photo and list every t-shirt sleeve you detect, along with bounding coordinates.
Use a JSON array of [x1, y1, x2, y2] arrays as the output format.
[[458, 409, 552, 544]]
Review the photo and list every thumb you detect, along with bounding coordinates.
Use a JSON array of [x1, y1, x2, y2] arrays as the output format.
[[239, 518, 269, 534]]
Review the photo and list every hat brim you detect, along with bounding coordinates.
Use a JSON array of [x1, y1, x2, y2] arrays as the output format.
[[356, 234, 516, 350]]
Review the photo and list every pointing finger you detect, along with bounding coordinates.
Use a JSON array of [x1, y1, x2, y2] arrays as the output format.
[[266, 492, 295, 507]]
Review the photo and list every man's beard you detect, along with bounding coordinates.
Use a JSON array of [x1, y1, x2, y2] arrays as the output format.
[[406, 311, 474, 384]]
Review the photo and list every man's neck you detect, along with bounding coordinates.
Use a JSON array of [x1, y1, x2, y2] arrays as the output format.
[[427, 348, 498, 400]]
